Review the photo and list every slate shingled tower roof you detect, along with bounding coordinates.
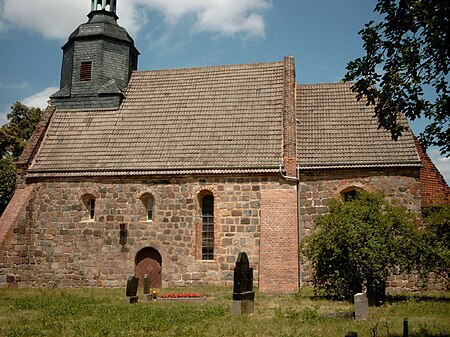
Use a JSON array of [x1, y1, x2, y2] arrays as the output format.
[[296, 83, 421, 169], [50, 0, 139, 110]]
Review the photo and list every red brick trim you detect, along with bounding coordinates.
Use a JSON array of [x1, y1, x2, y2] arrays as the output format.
[[414, 138, 450, 207], [0, 185, 34, 262], [260, 189, 299, 293], [282, 56, 298, 177]]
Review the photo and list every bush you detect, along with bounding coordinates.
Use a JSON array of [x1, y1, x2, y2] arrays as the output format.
[[419, 205, 450, 283], [0, 157, 16, 215], [303, 191, 420, 304]]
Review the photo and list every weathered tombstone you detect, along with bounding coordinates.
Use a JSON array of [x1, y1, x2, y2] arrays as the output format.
[[354, 292, 369, 320], [125, 276, 139, 304], [142, 274, 151, 302], [403, 318, 409, 337], [231, 252, 255, 316]]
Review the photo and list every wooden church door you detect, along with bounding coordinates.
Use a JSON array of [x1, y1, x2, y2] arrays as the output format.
[[135, 247, 162, 288]]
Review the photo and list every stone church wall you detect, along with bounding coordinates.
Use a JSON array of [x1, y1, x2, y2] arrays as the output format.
[[1, 175, 298, 290], [298, 167, 422, 287]]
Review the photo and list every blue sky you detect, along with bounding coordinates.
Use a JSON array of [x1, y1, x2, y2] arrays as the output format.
[[0, 0, 448, 182]]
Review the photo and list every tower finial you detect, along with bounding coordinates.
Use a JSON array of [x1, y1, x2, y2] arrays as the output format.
[[91, 0, 117, 13]]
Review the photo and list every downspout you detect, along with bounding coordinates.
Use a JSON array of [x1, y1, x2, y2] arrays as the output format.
[[297, 165, 302, 289], [279, 164, 302, 289]]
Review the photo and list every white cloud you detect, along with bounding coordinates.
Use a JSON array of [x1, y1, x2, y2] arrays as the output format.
[[136, 0, 270, 38], [0, 0, 269, 40], [0, 111, 7, 126], [22, 87, 58, 110], [428, 148, 450, 185]]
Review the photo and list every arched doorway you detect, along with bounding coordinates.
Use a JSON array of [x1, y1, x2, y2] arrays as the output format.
[[135, 247, 162, 288]]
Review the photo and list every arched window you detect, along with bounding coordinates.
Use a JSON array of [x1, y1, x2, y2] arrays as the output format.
[[201, 194, 214, 260], [341, 187, 362, 202], [82, 194, 96, 220], [140, 193, 154, 221]]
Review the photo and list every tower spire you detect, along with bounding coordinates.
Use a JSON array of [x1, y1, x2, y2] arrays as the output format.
[[91, 0, 117, 13]]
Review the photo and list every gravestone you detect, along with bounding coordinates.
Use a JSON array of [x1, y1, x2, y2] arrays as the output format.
[[354, 292, 369, 320], [232, 252, 255, 316], [142, 274, 151, 302], [125, 275, 139, 304]]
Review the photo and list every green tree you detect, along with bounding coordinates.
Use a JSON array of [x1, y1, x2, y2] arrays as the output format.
[[343, 0, 449, 156], [0, 102, 42, 159], [0, 102, 42, 215], [418, 204, 450, 283], [0, 157, 16, 215], [303, 191, 420, 304]]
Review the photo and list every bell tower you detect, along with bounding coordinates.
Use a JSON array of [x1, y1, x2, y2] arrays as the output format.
[[91, 0, 117, 12], [51, 0, 139, 110]]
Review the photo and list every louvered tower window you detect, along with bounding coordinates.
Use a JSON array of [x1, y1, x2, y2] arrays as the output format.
[[80, 62, 92, 81]]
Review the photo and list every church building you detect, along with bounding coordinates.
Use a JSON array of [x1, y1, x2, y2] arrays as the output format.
[[1, 0, 448, 292]]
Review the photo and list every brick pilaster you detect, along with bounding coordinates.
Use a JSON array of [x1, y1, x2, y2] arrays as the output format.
[[259, 189, 299, 293], [282, 56, 297, 177]]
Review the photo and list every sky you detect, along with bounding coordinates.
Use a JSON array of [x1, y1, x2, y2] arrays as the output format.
[[0, 0, 448, 183]]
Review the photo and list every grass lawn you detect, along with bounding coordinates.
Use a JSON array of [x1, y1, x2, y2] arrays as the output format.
[[0, 286, 448, 337]]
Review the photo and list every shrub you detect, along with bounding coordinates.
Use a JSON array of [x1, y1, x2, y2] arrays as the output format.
[[303, 191, 420, 304], [419, 204, 450, 283]]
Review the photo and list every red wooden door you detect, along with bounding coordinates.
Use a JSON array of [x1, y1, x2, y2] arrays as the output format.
[[135, 247, 162, 288]]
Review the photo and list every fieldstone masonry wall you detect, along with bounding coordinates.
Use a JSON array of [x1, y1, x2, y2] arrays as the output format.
[[299, 167, 422, 287], [0, 175, 298, 289]]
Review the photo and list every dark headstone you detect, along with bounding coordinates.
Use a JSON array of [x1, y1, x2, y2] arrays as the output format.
[[143, 274, 150, 295], [345, 332, 358, 337], [142, 274, 151, 302], [233, 252, 255, 301], [125, 276, 139, 304], [232, 252, 255, 315]]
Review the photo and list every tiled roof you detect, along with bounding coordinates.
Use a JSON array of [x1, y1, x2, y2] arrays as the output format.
[[297, 83, 420, 168], [29, 61, 285, 175]]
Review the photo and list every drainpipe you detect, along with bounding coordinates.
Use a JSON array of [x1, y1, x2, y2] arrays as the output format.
[[279, 164, 302, 289], [297, 165, 302, 289]]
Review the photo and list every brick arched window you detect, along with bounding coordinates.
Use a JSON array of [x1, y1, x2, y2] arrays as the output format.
[[140, 193, 155, 221], [200, 193, 215, 260], [341, 187, 363, 202], [82, 193, 96, 220]]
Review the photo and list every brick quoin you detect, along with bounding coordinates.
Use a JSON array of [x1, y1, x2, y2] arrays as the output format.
[[414, 138, 450, 207], [260, 188, 299, 293]]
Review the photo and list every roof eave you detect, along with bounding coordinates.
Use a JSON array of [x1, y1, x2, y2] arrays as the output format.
[[26, 167, 281, 178], [298, 162, 422, 170]]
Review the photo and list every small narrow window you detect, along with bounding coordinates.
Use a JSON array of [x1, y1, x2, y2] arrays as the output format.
[[147, 198, 154, 221], [140, 193, 155, 222], [201, 195, 214, 260], [89, 198, 95, 219], [80, 62, 92, 82], [82, 194, 96, 221]]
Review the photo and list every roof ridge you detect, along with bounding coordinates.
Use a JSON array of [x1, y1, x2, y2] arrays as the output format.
[[297, 82, 355, 87], [132, 60, 285, 75]]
